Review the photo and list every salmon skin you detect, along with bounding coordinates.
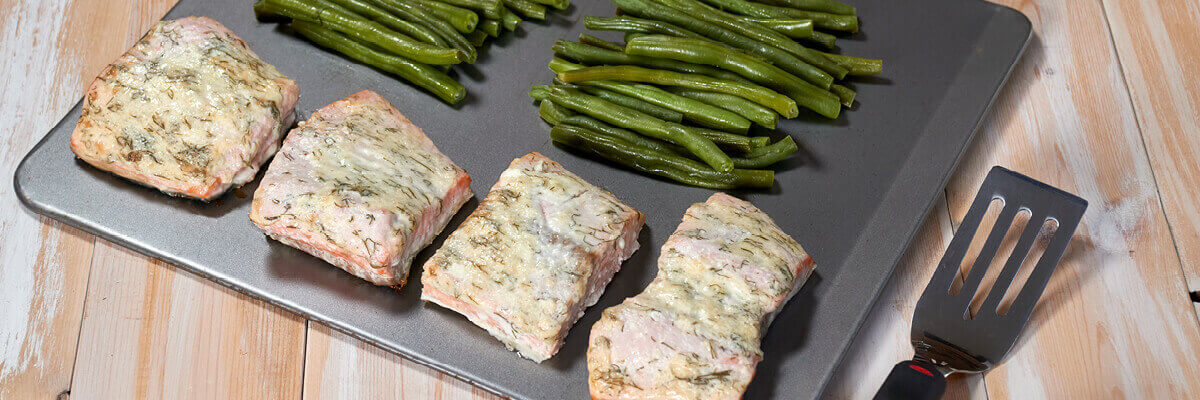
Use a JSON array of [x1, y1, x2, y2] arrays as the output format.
[[250, 90, 472, 287], [421, 152, 645, 362], [70, 16, 299, 201], [588, 193, 816, 400]]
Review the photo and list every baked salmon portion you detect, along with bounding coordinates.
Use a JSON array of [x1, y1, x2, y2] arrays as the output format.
[[421, 152, 645, 362], [70, 16, 299, 200], [250, 90, 472, 287], [588, 193, 816, 400]]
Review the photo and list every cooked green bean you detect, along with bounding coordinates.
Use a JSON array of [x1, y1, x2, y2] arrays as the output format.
[[500, 7, 521, 30], [550, 125, 773, 189], [553, 39, 754, 84], [732, 136, 797, 168], [538, 99, 574, 125], [669, 88, 779, 129], [503, 0, 546, 19], [610, 0, 833, 88], [821, 52, 883, 75], [803, 30, 836, 49], [549, 58, 752, 133], [657, 0, 848, 78], [369, 0, 477, 62], [435, 0, 503, 19], [478, 18, 501, 36], [583, 16, 706, 39], [254, 0, 465, 64], [530, 0, 569, 10], [756, 0, 855, 16], [559, 65, 799, 118], [290, 21, 465, 104], [324, 0, 447, 46], [540, 86, 734, 171], [626, 35, 839, 118], [578, 86, 685, 123], [411, 0, 478, 33], [733, 17, 813, 39], [558, 114, 682, 155], [696, 0, 858, 31], [830, 83, 855, 107], [467, 30, 488, 45], [578, 34, 625, 52]]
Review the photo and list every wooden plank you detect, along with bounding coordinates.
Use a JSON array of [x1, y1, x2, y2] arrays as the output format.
[[824, 196, 987, 400], [944, 0, 1200, 397], [69, 241, 308, 399], [302, 322, 499, 400], [0, 0, 174, 396], [1102, 0, 1200, 291]]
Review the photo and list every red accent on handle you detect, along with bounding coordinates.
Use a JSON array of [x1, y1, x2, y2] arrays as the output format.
[[909, 364, 934, 377]]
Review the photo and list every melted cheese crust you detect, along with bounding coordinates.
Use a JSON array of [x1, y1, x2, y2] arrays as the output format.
[[421, 153, 644, 362], [588, 193, 815, 400], [70, 16, 298, 200]]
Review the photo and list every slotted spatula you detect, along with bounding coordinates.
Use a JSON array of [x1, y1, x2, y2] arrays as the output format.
[[874, 166, 1087, 400]]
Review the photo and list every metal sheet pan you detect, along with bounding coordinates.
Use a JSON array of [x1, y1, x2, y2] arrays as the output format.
[[14, 0, 1030, 398]]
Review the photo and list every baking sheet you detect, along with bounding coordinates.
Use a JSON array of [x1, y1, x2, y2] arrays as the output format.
[[14, 0, 1031, 398]]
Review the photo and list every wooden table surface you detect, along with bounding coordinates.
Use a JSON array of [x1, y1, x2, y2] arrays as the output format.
[[2, 0, 1198, 398]]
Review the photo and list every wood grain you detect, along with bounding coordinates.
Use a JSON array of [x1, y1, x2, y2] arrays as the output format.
[[302, 322, 498, 400], [946, 0, 1200, 397], [1102, 0, 1200, 292], [824, 197, 987, 400], [69, 241, 307, 399]]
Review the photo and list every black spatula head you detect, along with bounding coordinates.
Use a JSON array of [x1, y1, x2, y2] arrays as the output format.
[[875, 166, 1087, 400]]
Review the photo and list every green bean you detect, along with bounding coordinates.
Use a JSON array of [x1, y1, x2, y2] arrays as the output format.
[[435, 0, 503, 19], [550, 125, 773, 189], [578, 34, 625, 52], [411, 0, 478, 33], [550, 58, 752, 133], [538, 99, 575, 125], [626, 35, 839, 118], [541, 86, 733, 171], [803, 30, 836, 49], [369, 0, 477, 62], [578, 86, 685, 123], [530, 0, 569, 11], [669, 88, 779, 129], [324, 0, 447, 46], [500, 7, 521, 30], [820, 52, 883, 75], [290, 21, 465, 104], [559, 65, 799, 118], [611, 0, 833, 88], [558, 114, 682, 155], [657, 0, 848, 78], [830, 83, 855, 107], [503, 0, 546, 19], [696, 0, 858, 32], [756, 0, 855, 16], [254, 0, 466, 64], [734, 17, 813, 39], [467, 30, 488, 46], [478, 19, 501, 36], [553, 39, 754, 84], [732, 136, 797, 168], [583, 16, 706, 39]]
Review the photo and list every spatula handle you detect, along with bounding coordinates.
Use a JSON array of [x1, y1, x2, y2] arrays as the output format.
[[873, 360, 946, 400]]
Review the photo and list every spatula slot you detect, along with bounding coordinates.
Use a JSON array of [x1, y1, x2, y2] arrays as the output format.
[[949, 197, 1006, 296], [967, 208, 1032, 319], [995, 218, 1059, 315]]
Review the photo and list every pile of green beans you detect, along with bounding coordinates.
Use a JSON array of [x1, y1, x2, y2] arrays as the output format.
[[254, 0, 567, 104], [525, 0, 879, 188]]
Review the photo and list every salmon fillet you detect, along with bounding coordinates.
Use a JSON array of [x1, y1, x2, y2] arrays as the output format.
[[250, 90, 472, 287], [587, 193, 816, 400], [421, 152, 645, 362], [70, 16, 299, 200]]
